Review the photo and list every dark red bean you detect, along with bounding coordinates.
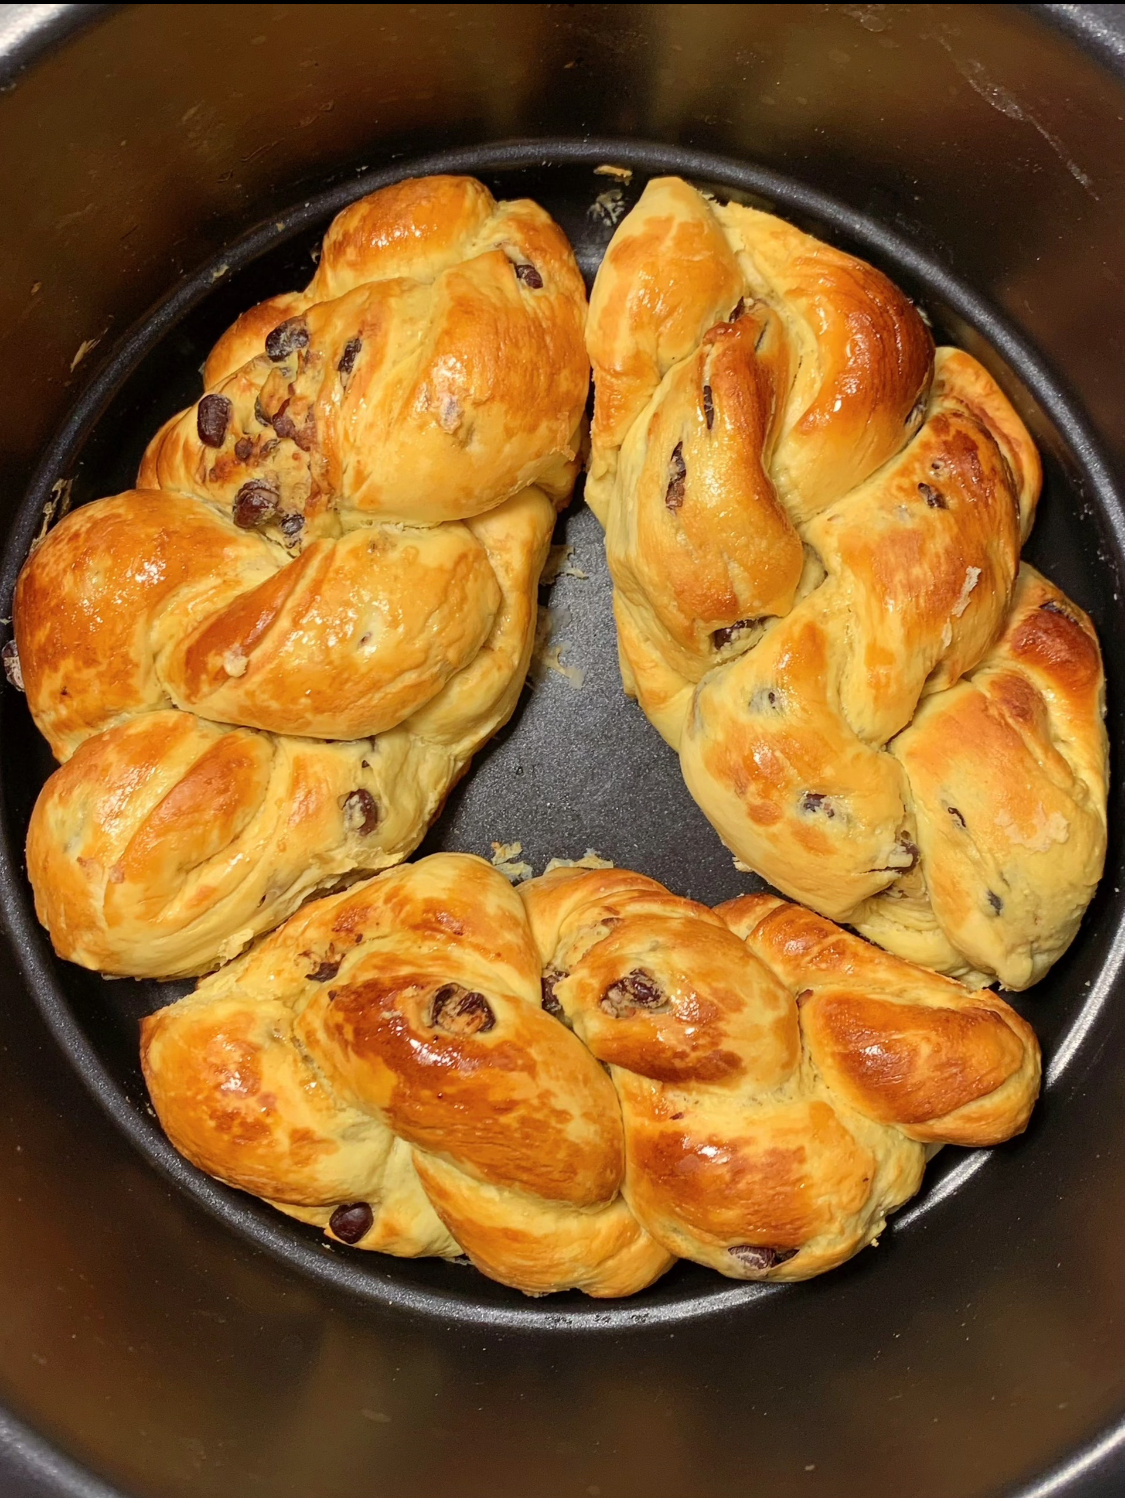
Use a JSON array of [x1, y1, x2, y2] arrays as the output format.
[[338, 337, 362, 375], [514, 262, 543, 289], [197, 394, 232, 447], [750, 686, 781, 713], [702, 383, 714, 430], [308, 957, 341, 982], [918, 482, 946, 508], [430, 984, 496, 1036], [871, 834, 923, 875], [728, 1245, 798, 1270], [712, 617, 762, 651], [541, 969, 566, 1019], [293, 411, 317, 452], [265, 316, 310, 362], [280, 513, 304, 542], [232, 480, 279, 529], [799, 791, 835, 819], [896, 835, 920, 871], [329, 1202, 373, 1244], [1040, 599, 1078, 623], [342, 788, 379, 834], [729, 298, 749, 321], [234, 436, 254, 462], [665, 442, 687, 511], [272, 410, 298, 442], [601, 968, 670, 1019]]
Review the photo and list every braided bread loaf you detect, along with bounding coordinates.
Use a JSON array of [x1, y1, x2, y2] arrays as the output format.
[[585, 178, 1107, 990], [15, 176, 588, 978], [141, 853, 1039, 1297]]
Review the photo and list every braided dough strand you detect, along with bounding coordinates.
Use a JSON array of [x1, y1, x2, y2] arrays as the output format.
[[142, 855, 1039, 1296], [16, 176, 589, 977], [586, 177, 1105, 989]]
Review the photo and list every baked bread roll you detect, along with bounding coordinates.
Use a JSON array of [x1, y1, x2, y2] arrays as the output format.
[[585, 177, 1106, 989], [141, 853, 1039, 1297], [15, 175, 589, 977]]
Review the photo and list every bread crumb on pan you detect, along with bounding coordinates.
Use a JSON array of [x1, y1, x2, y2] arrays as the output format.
[[489, 840, 534, 882], [543, 848, 614, 874], [530, 604, 584, 689], [541, 543, 588, 582]]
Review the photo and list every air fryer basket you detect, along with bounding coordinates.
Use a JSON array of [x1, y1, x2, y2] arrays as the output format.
[[0, 7, 1120, 1497]]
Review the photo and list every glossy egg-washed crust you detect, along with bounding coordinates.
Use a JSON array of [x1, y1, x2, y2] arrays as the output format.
[[141, 853, 1039, 1297], [15, 176, 589, 978], [586, 178, 1107, 990]]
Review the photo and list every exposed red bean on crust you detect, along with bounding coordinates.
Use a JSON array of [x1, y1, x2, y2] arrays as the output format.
[[232, 480, 280, 529], [307, 958, 342, 983], [341, 789, 379, 834], [265, 316, 310, 362], [665, 442, 687, 511], [601, 968, 670, 1018], [338, 337, 362, 375], [712, 617, 763, 651], [197, 394, 232, 447], [541, 969, 566, 1018], [329, 1202, 373, 1243], [799, 791, 836, 819], [1040, 599, 1079, 624], [728, 1244, 798, 1270], [430, 984, 496, 1036]]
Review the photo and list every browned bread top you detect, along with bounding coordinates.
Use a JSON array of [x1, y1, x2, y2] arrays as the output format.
[[585, 177, 1105, 990], [142, 855, 1040, 1298], [15, 177, 589, 977]]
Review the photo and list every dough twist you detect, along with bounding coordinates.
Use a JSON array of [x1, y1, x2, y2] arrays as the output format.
[[141, 854, 1039, 1297], [585, 178, 1106, 988], [15, 176, 589, 977]]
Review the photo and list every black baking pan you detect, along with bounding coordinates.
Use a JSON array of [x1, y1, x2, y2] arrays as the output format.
[[0, 6, 1120, 1496]]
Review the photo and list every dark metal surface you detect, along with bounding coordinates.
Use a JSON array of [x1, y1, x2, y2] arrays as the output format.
[[0, 6, 1120, 1497]]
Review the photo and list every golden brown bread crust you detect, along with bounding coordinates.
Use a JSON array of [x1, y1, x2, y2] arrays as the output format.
[[859, 567, 1108, 989], [138, 179, 586, 529], [720, 893, 1039, 1145], [586, 177, 745, 509], [141, 854, 673, 1297], [16, 176, 589, 977], [142, 855, 1040, 1296], [586, 178, 1104, 988]]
